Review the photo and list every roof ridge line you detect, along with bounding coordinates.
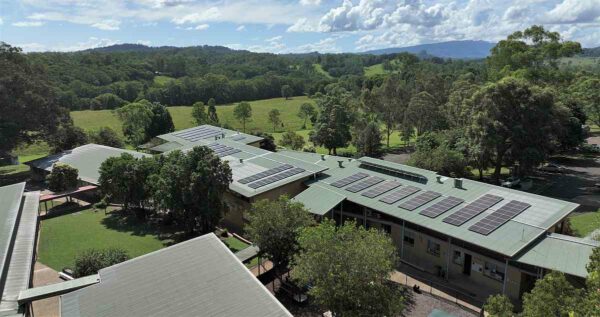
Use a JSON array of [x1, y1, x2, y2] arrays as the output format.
[[547, 233, 600, 247]]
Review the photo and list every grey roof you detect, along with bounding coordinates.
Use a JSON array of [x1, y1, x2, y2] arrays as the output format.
[[292, 184, 345, 216], [60, 233, 291, 317], [26, 144, 151, 185], [291, 154, 578, 257], [514, 233, 599, 278], [18, 275, 100, 304], [0, 183, 25, 285], [154, 125, 263, 150], [1, 191, 39, 314]]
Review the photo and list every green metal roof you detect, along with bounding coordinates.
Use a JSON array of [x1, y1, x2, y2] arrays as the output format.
[[514, 233, 598, 278], [18, 275, 99, 304], [156, 125, 263, 148], [26, 144, 151, 185], [288, 154, 578, 258], [293, 184, 345, 216], [0, 183, 26, 315], [60, 233, 291, 317], [148, 141, 183, 153], [0, 191, 39, 314]]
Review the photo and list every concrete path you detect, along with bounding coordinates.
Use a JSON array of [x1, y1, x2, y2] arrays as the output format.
[[31, 262, 62, 317]]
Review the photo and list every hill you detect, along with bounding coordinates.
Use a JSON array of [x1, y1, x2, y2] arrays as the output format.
[[363, 40, 496, 59]]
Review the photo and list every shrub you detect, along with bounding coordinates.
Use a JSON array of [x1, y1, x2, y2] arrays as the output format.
[[73, 247, 129, 277], [47, 164, 78, 192]]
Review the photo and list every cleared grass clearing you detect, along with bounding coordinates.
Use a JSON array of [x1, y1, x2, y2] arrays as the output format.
[[569, 210, 600, 238]]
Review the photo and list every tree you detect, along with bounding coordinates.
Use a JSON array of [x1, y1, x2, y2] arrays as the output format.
[[484, 294, 514, 317], [253, 132, 277, 151], [404, 91, 441, 138], [73, 248, 129, 277], [47, 163, 79, 192], [89, 127, 123, 148], [191, 101, 208, 125], [0, 43, 69, 158], [245, 196, 314, 280], [570, 76, 600, 127], [355, 120, 383, 158], [310, 87, 354, 155], [49, 124, 89, 153], [153, 147, 232, 235], [98, 153, 158, 214], [278, 130, 305, 150], [207, 98, 219, 125], [467, 77, 563, 182], [521, 271, 582, 317], [268, 108, 281, 132], [443, 73, 479, 129], [408, 132, 470, 178], [233, 101, 252, 133], [293, 220, 404, 317], [297, 102, 316, 129], [94, 93, 126, 109], [117, 100, 174, 146], [281, 84, 293, 100], [487, 25, 581, 81], [368, 76, 411, 147]]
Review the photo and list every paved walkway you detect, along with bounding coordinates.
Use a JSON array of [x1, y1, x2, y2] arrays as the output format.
[[31, 262, 62, 317]]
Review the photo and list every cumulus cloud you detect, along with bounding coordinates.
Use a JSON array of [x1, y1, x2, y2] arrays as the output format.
[[18, 37, 120, 52], [91, 19, 120, 30], [293, 37, 339, 53], [172, 7, 221, 24], [236, 25, 245, 31], [287, 18, 319, 32], [545, 0, 600, 24], [300, 0, 321, 6], [319, 0, 392, 32], [13, 21, 45, 27], [194, 23, 209, 30]]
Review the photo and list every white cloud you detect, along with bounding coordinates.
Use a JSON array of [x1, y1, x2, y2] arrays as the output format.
[[300, 0, 321, 6], [16, 42, 47, 52], [172, 7, 221, 24], [287, 17, 319, 32], [266, 35, 283, 43], [91, 19, 121, 30], [12, 21, 45, 27], [319, 0, 392, 32], [137, 40, 151, 46], [293, 37, 339, 53], [18, 37, 120, 52], [0, 17, 3, 25], [236, 25, 245, 31], [545, 0, 600, 24], [194, 23, 209, 30]]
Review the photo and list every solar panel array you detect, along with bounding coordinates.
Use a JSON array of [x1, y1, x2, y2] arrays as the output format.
[[238, 164, 293, 184], [330, 173, 369, 188], [361, 181, 401, 198], [443, 194, 503, 226], [247, 167, 306, 189], [346, 177, 385, 193], [469, 200, 531, 235], [205, 143, 241, 157], [172, 126, 222, 142], [398, 191, 441, 211], [379, 186, 420, 204], [420, 196, 464, 218]]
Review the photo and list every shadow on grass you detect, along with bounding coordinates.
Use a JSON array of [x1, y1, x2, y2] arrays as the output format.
[[100, 210, 185, 246]]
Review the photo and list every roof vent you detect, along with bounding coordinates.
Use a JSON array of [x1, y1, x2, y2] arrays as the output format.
[[321, 154, 325, 160], [454, 178, 463, 189], [436, 176, 443, 183], [338, 160, 344, 168]]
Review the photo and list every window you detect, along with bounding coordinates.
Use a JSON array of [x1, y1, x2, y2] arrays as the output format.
[[427, 240, 440, 257], [484, 261, 505, 282], [453, 251, 464, 265], [403, 231, 415, 246]]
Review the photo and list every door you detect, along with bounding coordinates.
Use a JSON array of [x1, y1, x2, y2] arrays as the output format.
[[463, 253, 472, 276]]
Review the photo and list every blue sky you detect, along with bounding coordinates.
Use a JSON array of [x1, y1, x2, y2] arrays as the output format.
[[0, 0, 599, 53]]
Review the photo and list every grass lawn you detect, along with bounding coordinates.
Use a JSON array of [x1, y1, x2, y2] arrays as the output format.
[[569, 210, 600, 237], [223, 236, 259, 268], [38, 207, 172, 271], [71, 96, 314, 137], [364, 63, 386, 77]]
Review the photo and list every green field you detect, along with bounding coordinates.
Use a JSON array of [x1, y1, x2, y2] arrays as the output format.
[[569, 210, 600, 238], [38, 207, 172, 271], [313, 64, 333, 79], [364, 63, 386, 77], [71, 96, 313, 136]]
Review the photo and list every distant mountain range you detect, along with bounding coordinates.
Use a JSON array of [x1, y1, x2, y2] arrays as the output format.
[[362, 40, 497, 59]]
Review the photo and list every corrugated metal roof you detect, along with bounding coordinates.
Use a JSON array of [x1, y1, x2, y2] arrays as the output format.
[[156, 125, 263, 147], [293, 184, 346, 216], [18, 275, 99, 304], [284, 153, 578, 257], [0, 191, 39, 314], [235, 245, 260, 263], [26, 144, 151, 185], [60, 233, 291, 317], [0, 183, 26, 286], [514, 233, 599, 278]]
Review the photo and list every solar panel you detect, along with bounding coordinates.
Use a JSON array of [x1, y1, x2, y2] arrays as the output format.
[[420, 196, 464, 218], [207, 143, 228, 150], [173, 127, 222, 142], [248, 168, 306, 189], [398, 191, 441, 211], [217, 148, 241, 157], [345, 177, 385, 193], [379, 186, 420, 204], [361, 181, 401, 198], [442, 194, 503, 226], [468, 200, 531, 235], [330, 173, 369, 188], [238, 164, 294, 184]]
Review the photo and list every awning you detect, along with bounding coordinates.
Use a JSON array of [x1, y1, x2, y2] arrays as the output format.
[[293, 185, 346, 216], [513, 233, 598, 278]]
